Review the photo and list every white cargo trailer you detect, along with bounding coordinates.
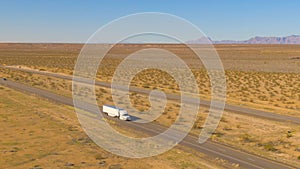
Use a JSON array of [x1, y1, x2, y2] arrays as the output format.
[[103, 105, 131, 121]]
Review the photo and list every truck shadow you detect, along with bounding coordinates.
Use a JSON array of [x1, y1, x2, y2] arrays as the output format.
[[129, 115, 141, 122]]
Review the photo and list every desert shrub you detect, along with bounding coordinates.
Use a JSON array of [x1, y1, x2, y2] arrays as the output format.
[[95, 154, 107, 160], [286, 131, 293, 138], [240, 134, 255, 143], [180, 161, 193, 169], [263, 142, 277, 152], [220, 117, 228, 123], [212, 132, 224, 138]]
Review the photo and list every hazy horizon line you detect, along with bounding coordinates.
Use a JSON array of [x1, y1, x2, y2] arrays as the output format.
[[1, 34, 300, 44]]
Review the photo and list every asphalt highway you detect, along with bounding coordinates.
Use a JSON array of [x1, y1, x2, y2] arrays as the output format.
[[0, 78, 295, 169]]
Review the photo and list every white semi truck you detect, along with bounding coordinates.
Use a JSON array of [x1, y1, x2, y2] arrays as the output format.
[[103, 105, 131, 121]]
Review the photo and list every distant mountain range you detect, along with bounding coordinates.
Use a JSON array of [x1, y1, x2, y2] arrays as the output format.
[[187, 35, 300, 44]]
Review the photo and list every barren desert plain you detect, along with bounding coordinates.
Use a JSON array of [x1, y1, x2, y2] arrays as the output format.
[[0, 43, 300, 168]]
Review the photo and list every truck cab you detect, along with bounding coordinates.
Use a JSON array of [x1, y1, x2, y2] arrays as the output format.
[[119, 109, 131, 121]]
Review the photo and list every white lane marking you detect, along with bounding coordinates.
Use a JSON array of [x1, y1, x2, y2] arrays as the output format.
[[218, 148, 226, 152], [247, 158, 256, 162]]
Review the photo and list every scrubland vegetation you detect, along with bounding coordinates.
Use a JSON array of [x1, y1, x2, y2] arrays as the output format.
[[1, 43, 300, 167]]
